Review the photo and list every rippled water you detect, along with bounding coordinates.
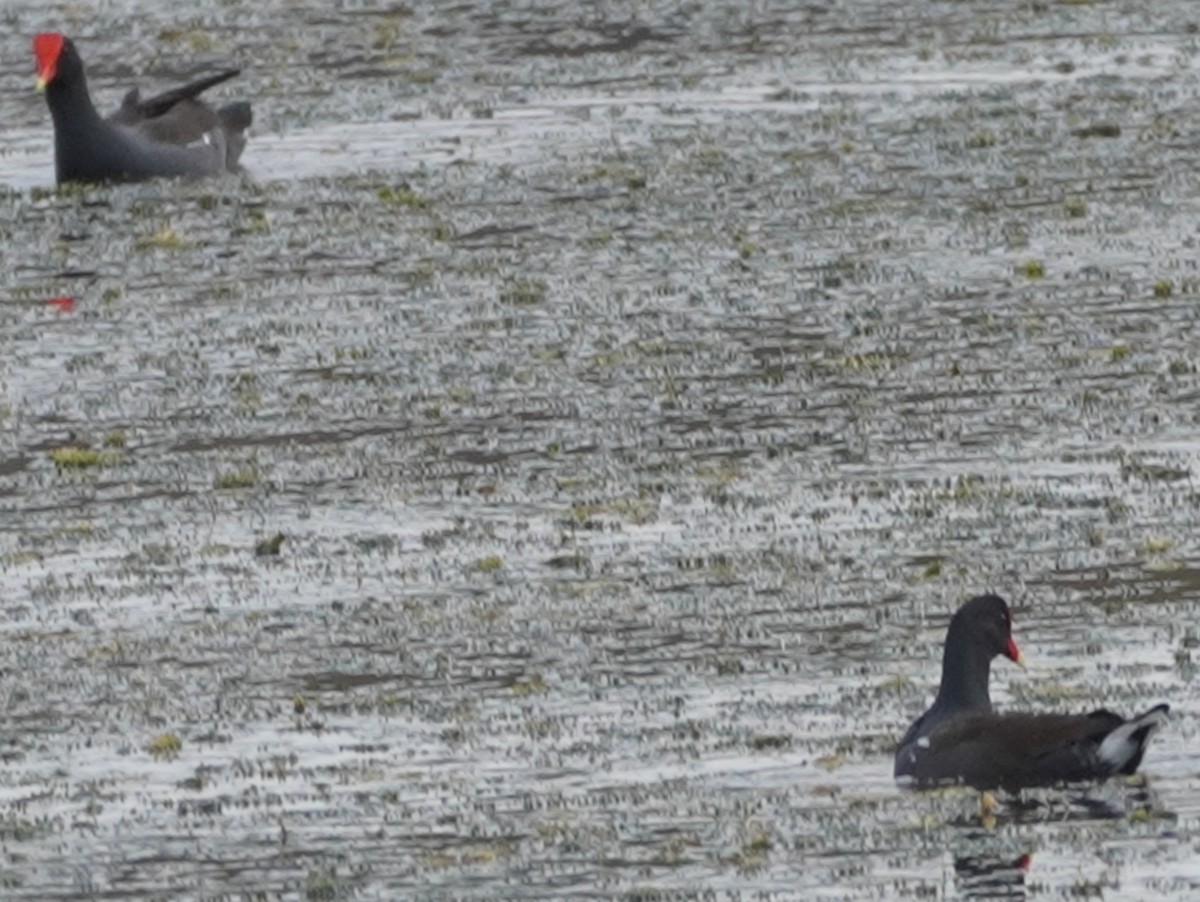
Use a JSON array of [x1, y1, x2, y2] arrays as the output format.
[[0, 0, 1197, 898]]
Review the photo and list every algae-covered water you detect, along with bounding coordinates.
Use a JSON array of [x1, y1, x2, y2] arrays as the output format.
[[0, 0, 1197, 898]]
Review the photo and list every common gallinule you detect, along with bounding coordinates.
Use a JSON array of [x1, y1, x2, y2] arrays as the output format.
[[33, 32, 252, 185], [895, 594, 1169, 791]]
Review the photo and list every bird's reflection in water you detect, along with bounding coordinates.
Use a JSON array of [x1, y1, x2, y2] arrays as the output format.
[[945, 782, 1160, 829], [949, 783, 1167, 899], [955, 852, 1032, 900]]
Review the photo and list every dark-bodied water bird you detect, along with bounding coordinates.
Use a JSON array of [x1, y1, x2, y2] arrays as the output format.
[[895, 594, 1168, 791], [33, 32, 252, 185]]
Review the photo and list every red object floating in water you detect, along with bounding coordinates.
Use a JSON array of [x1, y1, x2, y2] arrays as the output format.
[[47, 296, 76, 312]]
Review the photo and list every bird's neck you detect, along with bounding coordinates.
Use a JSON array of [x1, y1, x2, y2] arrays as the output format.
[[933, 638, 994, 714], [47, 74, 103, 130]]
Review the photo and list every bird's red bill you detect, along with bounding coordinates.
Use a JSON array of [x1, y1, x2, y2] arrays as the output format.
[[1005, 636, 1023, 664], [47, 296, 75, 312], [33, 33, 65, 87]]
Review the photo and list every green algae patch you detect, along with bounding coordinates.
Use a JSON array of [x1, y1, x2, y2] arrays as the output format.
[[49, 447, 122, 470], [148, 733, 183, 760]]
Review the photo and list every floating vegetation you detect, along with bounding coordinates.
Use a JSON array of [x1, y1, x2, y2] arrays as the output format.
[[377, 184, 430, 209], [215, 468, 259, 490], [1023, 259, 1045, 279], [748, 734, 790, 750], [499, 277, 548, 306], [511, 674, 548, 696], [157, 26, 216, 53], [137, 223, 186, 250], [147, 733, 183, 760], [49, 446, 122, 470], [304, 867, 343, 901], [734, 829, 772, 873], [472, 555, 503, 573], [255, 532, 286, 556], [966, 130, 998, 149]]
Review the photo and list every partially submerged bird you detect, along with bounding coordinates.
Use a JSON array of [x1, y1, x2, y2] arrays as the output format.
[[33, 32, 252, 185], [894, 594, 1168, 791]]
